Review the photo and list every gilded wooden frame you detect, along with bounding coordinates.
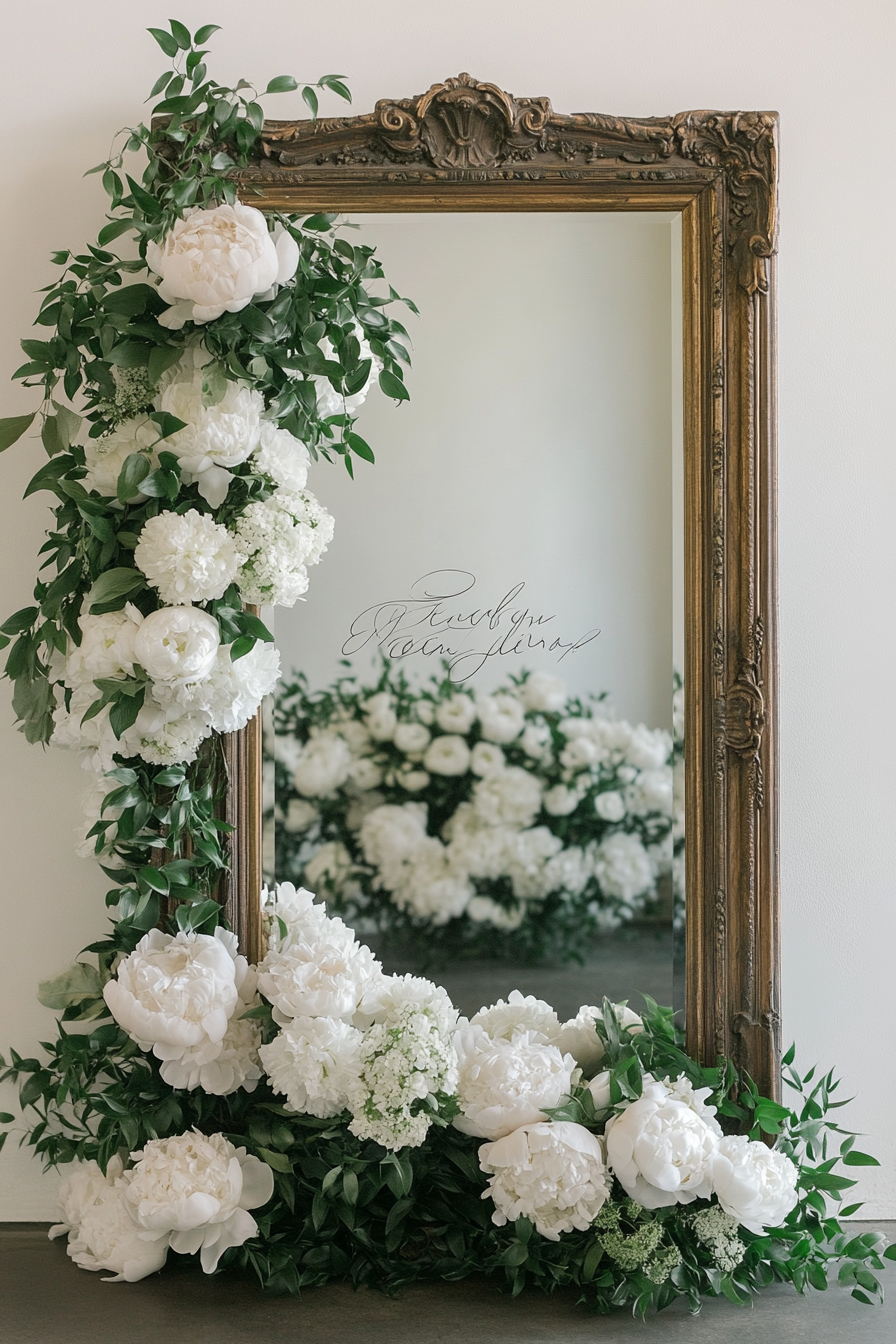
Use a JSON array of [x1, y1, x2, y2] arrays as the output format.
[[222, 76, 780, 1099]]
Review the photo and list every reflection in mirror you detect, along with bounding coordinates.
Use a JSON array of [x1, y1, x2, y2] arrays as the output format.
[[263, 211, 684, 1022]]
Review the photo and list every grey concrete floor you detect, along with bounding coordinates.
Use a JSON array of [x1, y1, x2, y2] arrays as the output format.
[[3, 1223, 893, 1344]]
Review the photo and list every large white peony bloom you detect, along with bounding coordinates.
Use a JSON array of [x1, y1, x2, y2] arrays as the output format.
[[158, 995, 264, 1097], [232, 489, 334, 606], [470, 991, 560, 1045], [592, 832, 656, 906], [260, 1015, 363, 1118], [134, 509, 240, 605], [604, 1074, 722, 1209], [122, 695, 211, 767], [49, 1157, 169, 1282], [359, 802, 429, 886], [477, 693, 525, 744], [256, 907, 380, 1023], [479, 1121, 611, 1240], [63, 607, 141, 688], [595, 790, 627, 822], [423, 734, 471, 777], [453, 1024, 576, 1141], [204, 640, 281, 735], [292, 732, 353, 797], [132, 606, 220, 685], [103, 927, 248, 1071], [252, 419, 311, 492], [82, 417, 159, 497], [124, 1131, 274, 1274], [711, 1135, 799, 1233], [435, 693, 477, 734], [146, 203, 298, 328], [472, 767, 542, 828], [520, 673, 567, 714]]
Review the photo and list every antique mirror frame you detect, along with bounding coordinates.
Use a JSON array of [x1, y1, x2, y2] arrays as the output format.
[[218, 77, 780, 1099]]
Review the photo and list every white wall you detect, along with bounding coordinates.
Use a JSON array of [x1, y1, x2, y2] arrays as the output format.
[[1, 0, 893, 1218]]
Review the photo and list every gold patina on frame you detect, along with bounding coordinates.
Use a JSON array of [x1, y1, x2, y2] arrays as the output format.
[[221, 76, 780, 1099]]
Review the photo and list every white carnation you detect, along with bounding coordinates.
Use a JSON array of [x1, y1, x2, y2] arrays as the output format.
[[134, 509, 240, 605], [252, 419, 310, 491], [292, 732, 352, 797], [479, 1121, 610, 1240], [232, 489, 334, 606], [477, 693, 525, 744], [124, 1130, 274, 1274], [453, 1025, 576, 1141], [604, 1074, 721, 1209], [49, 1157, 169, 1283], [711, 1135, 799, 1233], [423, 734, 471, 776], [260, 1016, 363, 1117], [82, 417, 159, 497]]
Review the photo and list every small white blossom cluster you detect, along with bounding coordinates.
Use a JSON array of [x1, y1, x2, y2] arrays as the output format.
[[230, 489, 335, 607], [257, 885, 458, 1150], [50, 1132, 274, 1282], [272, 671, 675, 949]]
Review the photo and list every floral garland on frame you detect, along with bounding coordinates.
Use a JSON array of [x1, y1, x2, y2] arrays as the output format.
[[269, 662, 679, 963], [0, 19, 892, 1318]]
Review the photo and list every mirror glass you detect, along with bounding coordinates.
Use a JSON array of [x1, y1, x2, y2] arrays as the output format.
[[265, 210, 684, 1022]]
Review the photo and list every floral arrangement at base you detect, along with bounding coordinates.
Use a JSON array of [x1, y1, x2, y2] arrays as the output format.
[[269, 662, 681, 963], [1, 881, 892, 1314]]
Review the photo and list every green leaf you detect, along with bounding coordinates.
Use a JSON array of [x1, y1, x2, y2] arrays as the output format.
[[168, 19, 192, 50], [319, 75, 351, 103], [147, 27, 179, 57], [41, 416, 65, 456], [842, 1151, 881, 1166], [193, 23, 221, 43], [103, 284, 158, 317], [147, 345, 183, 385], [109, 687, 146, 739], [86, 567, 145, 610], [0, 412, 36, 452], [149, 411, 187, 440], [237, 612, 274, 643], [229, 635, 256, 662], [499, 1241, 529, 1267], [148, 69, 174, 98], [97, 218, 133, 247], [53, 403, 82, 449], [238, 306, 275, 340], [302, 86, 319, 118], [258, 1146, 292, 1173], [301, 214, 334, 233], [0, 607, 38, 636], [345, 431, 374, 463], [117, 452, 152, 501], [108, 341, 151, 370], [378, 369, 410, 402], [265, 75, 298, 94], [37, 962, 104, 1011]]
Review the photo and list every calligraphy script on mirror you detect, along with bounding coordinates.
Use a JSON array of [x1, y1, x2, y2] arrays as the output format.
[[342, 570, 600, 682]]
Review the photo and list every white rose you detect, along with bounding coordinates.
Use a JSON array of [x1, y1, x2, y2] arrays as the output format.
[[252, 419, 311, 492], [543, 784, 580, 817], [103, 927, 248, 1069], [477, 693, 525, 744], [520, 673, 567, 713], [49, 1157, 169, 1282], [595, 790, 627, 822], [134, 509, 240, 605], [479, 1121, 610, 1240], [256, 909, 380, 1023], [711, 1135, 799, 1233], [292, 732, 353, 797], [435, 693, 476, 734], [132, 606, 220, 685], [423, 734, 472, 777], [82, 417, 159, 497], [453, 1024, 576, 1141], [471, 990, 560, 1044], [260, 1016, 363, 1118], [124, 1131, 274, 1274], [470, 741, 505, 777], [393, 721, 431, 755], [604, 1075, 721, 1209], [146, 203, 296, 327]]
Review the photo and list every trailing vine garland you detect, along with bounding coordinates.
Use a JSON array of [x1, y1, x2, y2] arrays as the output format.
[[0, 20, 892, 1317]]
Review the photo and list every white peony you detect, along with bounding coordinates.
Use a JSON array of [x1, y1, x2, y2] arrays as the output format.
[[472, 767, 542, 828], [465, 895, 526, 930], [49, 1157, 169, 1282], [592, 832, 655, 906], [146, 203, 297, 327], [132, 606, 220, 685], [595, 790, 626, 822], [386, 839, 473, 924], [393, 721, 431, 755], [470, 741, 505, 777], [304, 840, 357, 895], [604, 1075, 721, 1209], [543, 783, 580, 817], [314, 325, 382, 419], [82, 417, 159, 497], [63, 607, 141, 688], [123, 695, 211, 767], [292, 732, 352, 797], [103, 927, 248, 1070], [625, 769, 674, 817], [357, 972, 458, 1037], [435, 693, 477, 734], [282, 797, 319, 834], [256, 907, 380, 1023], [363, 692, 398, 742], [453, 1025, 576, 1141], [134, 509, 240, 605], [124, 1131, 274, 1273], [423, 733, 471, 777], [398, 767, 430, 792], [552, 1006, 606, 1074], [260, 1015, 363, 1118], [359, 803, 429, 886], [520, 673, 567, 713], [520, 721, 552, 759], [232, 489, 334, 606], [203, 641, 281, 735], [479, 1121, 611, 1240], [625, 724, 673, 771], [477, 692, 525, 744], [159, 994, 264, 1097], [251, 419, 310, 492], [711, 1135, 799, 1233], [471, 990, 560, 1044]]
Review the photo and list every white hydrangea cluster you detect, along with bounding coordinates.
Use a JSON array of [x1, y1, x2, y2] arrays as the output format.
[[231, 488, 335, 607], [275, 671, 675, 942], [256, 886, 459, 1150]]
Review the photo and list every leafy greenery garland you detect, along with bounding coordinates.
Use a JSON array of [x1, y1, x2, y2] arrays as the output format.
[[0, 20, 415, 957], [2, 987, 892, 1310]]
